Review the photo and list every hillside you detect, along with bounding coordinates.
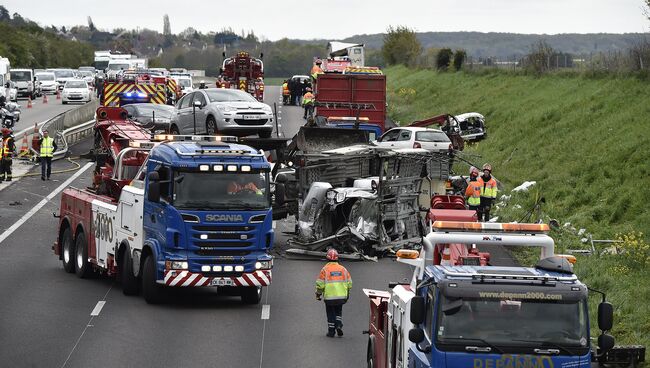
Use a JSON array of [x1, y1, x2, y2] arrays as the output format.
[[344, 32, 647, 57], [384, 65, 650, 351]]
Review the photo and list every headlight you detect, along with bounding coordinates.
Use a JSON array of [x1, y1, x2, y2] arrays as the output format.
[[166, 260, 188, 270], [326, 190, 336, 200], [262, 106, 272, 113], [217, 105, 236, 112], [255, 260, 273, 270], [335, 191, 346, 203]]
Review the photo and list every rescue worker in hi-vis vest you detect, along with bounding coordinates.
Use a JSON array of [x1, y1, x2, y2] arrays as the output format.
[[281, 80, 290, 105], [465, 166, 481, 214], [478, 163, 498, 222], [302, 87, 315, 120], [315, 249, 352, 337], [39, 129, 57, 181], [0, 128, 16, 182]]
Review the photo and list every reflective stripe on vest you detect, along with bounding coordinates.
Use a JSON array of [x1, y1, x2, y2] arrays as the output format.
[[1, 137, 12, 157], [40, 137, 54, 157], [466, 180, 481, 206], [479, 177, 497, 198], [315, 262, 352, 301]]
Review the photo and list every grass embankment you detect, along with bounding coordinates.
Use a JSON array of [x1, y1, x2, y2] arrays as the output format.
[[384, 65, 649, 354]]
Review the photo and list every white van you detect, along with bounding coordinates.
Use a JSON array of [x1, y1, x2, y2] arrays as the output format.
[[11, 69, 40, 98]]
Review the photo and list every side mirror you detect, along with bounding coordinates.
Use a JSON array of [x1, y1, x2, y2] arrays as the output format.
[[409, 328, 425, 344], [147, 172, 160, 203], [410, 296, 425, 324], [193, 100, 202, 108], [260, 52, 264, 59], [598, 302, 613, 331], [598, 334, 615, 353], [4, 82, 9, 88]]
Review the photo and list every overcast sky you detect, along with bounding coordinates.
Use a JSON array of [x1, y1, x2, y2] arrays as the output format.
[[3, 0, 648, 40]]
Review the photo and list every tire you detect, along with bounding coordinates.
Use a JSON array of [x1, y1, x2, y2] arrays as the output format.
[[142, 255, 164, 304], [74, 233, 92, 278], [241, 286, 262, 305], [206, 116, 217, 135], [367, 337, 375, 368], [120, 249, 140, 296], [169, 125, 180, 135], [62, 101, 67, 105], [259, 130, 272, 139], [61, 228, 75, 273]]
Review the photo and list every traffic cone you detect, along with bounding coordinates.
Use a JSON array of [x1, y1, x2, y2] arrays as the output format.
[[18, 133, 30, 157], [440, 245, 453, 266], [27, 97, 33, 108], [56, 90, 61, 100], [43, 94, 48, 104]]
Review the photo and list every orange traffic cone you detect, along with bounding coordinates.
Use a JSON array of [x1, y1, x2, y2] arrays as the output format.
[[27, 97, 33, 108], [440, 245, 453, 266], [43, 94, 48, 104], [18, 133, 30, 157], [56, 90, 61, 100]]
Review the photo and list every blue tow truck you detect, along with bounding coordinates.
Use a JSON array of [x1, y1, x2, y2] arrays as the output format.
[[55, 112, 274, 304], [362, 221, 638, 368]]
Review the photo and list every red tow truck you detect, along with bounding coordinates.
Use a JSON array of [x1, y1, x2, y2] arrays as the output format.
[[218, 51, 265, 101]]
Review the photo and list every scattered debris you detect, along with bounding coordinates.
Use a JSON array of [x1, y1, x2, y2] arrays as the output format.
[[9, 201, 22, 206], [578, 228, 586, 236], [512, 181, 536, 192]]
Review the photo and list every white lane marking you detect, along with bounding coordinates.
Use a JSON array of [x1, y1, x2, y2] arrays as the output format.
[[90, 301, 106, 316], [0, 162, 94, 245], [258, 286, 271, 368], [261, 304, 270, 320]]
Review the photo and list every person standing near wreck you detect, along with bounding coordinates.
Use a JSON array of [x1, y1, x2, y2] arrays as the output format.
[[315, 249, 352, 337]]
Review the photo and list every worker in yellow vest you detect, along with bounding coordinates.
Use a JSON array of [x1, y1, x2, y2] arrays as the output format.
[[477, 163, 498, 222], [281, 80, 290, 105], [0, 128, 15, 182], [302, 87, 315, 120], [464, 166, 481, 215], [39, 129, 57, 181]]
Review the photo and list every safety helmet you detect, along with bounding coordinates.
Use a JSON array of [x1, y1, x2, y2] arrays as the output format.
[[306, 87, 312, 92], [200, 80, 205, 84], [315, 59, 322, 65], [1, 128, 10, 135], [482, 163, 492, 172], [326, 248, 339, 261], [469, 166, 479, 176]]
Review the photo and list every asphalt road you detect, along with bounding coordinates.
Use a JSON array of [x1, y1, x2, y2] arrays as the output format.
[[0, 86, 515, 367], [10, 94, 87, 133]]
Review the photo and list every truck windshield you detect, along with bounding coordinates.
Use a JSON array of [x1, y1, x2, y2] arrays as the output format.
[[95, 60, 109, 70], [12, 71, 31, 81], [436, 296, 589, 353], [108, 63, 130, 71], [173, 171, 270, 210]]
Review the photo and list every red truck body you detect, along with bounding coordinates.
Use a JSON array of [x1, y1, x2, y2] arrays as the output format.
[[219, 51, 264, 101], [315, 73, 386, 132]]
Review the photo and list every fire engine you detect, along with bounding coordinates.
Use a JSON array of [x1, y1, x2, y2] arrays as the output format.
[[102, 72, 181, 107], [218, 51, 265, 101], [53, 107, 274, 304], [364, 221, 620, 368]]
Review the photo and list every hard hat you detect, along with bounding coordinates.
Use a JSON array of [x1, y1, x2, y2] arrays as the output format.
[[200, 80, 205, 83], [1, 127, 10, 135], [306, 87, 312, 92], [482, 163, 492, 172], [469, 166, 479, 176], [315, 59, 322, 65], [326, 248, 339, 261]]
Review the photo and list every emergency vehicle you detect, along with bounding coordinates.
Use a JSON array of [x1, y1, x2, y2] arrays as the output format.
[[53, 107, 274, 304], [364, 221, 619, 368], [218, 51, 265, 101]]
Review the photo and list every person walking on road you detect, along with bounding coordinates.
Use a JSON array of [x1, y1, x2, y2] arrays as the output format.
[[315, 249, 352, 338], [281, 79, 290, 105], [0, 128, 15, 182], [302, 87, 315, 120], [478, 163, 498, 222], [465, 166, 481, 215], [39, 130, 57, 181]]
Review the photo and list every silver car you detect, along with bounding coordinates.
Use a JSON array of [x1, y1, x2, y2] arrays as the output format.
[[171, 89, 273, 138]]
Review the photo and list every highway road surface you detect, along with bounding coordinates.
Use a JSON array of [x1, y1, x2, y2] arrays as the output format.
[[10, 94, 89, 133], [0, 86, 514, 367]]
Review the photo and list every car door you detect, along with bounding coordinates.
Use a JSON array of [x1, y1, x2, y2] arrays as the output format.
[[394, 129, 413, 149], [375, 129, 401, 148], [192, 91, 208, 134], [176, 92, 194, 134]]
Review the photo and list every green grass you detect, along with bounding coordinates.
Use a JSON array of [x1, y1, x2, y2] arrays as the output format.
[[264, 77, 285, 86], [384, 65, 650, 356]]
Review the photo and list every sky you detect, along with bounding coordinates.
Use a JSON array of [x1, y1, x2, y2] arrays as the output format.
[[2, 0, 648, 40]]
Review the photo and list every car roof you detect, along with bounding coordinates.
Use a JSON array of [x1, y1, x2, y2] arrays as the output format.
[[455, 112, 484, 120], [385, 127, 445, 133]]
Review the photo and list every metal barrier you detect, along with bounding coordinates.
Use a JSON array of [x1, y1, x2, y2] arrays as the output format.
[[34, 101, 99, 160]]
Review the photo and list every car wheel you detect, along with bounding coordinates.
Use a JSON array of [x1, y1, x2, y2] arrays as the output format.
[[206, 116, 217, 135], [241, 286, 262, 304], [169, 125, 180, 135], [61, 228, 75, 273], [62, 101, 67, 105], [259, 130, 272, 139], [142, 255, 164, 304], [75, 232, 92, 278]]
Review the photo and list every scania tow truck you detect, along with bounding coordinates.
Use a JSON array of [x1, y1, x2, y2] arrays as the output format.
[[53, 107, 274, 304], [364, 221, 630, 368]]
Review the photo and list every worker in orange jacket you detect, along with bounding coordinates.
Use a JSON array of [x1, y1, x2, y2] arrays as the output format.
[[315, 249, 352, 337], [464, 166, 481, 214], [478, 163, 498, 222]]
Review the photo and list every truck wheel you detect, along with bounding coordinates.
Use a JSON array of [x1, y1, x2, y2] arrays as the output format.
[[142, 255, 164, 304], [206, 116, 217, 135], [120, 250, 140, 296], [75, 233, 92, 278], [367, 337, 375, 368], [259, 130, 272, 139], [61, 228, 75, 273], [241, 286, 262, 304]]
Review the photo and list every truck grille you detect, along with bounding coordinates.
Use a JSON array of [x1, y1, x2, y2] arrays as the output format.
[[195, 241, 253, 248], [192, 225, 253, 232], [461, 256, 481, 266]]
